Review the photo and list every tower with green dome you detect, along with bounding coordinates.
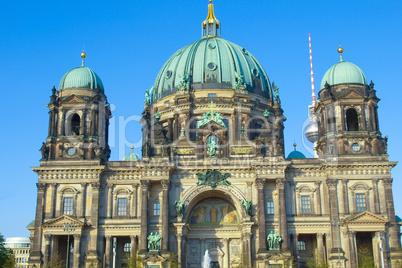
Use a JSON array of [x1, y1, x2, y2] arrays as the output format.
[[40, 51, 111, 162]]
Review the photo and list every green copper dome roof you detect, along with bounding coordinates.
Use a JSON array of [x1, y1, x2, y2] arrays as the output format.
[[320, 60, 367, 89], [59, 66, 104, 93], [287, 150, 306, 159], [151, 37, 272, 102], [122, 153, 140, 161]]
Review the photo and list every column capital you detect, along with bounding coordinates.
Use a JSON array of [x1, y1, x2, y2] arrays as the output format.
[[51, 183, 57, 187], [44, 234, 52, 241], [372, 178, 379, 183], [276, 178, 286, 188], [161, 180, 170, 190], [140, 180, 150, 190], [130, 235, 136, 241], [326, 179, 337, 188], [37, 183, 46, 192], [81, 182, 87, 187], [317, 233, 323, 239], [383, 178, 393, 187], [73, 234, 81, 240], [255, 179, 265, 189], [246, 181, 253, 187], [91, 182, 100, 190], [314, 180, 322, 187]]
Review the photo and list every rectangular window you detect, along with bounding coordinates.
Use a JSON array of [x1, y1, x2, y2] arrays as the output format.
[[301, 196, 311, 213], [63, 197, 74, 215], [298, 241, 306, 251], [266, 201, 274, 215], [117, 198, 128, 216], [356, 194, 366, 212], [154, 203, 161, 216], [208, 93, 216, 101]]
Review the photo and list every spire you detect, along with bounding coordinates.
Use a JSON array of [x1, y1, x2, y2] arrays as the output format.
[[81, 49, 87, 66], [338, 44, 344, 61], [202, 0, 220, 38], [308, 34, 316, 103]]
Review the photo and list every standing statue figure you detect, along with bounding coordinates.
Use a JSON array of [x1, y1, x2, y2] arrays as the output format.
[[272, 82, 280, 102], [175, 200, 185, 217], [242, 199, 252, 216], [267, 231, 282, 250], [147, 232, 162, 251], [208, 138, 218, 157], [39, 142, 49, 160], [145, 89, 151, 105]]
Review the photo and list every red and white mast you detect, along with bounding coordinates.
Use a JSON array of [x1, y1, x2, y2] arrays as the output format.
[[309, 33, 316, 104]]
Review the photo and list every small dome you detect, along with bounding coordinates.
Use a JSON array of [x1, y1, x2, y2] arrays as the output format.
[[152, 37, 272, 102], [122, 153, 140, 161], [287, 150, 306, 159], [320, 60, 367, 89], [59, 66, 104, 93]]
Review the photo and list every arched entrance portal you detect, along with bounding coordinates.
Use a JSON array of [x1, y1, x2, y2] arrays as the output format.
[[185, 197, 243, 268]]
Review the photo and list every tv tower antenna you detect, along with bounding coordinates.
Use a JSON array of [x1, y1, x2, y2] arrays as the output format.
[[309, 33, 316, 103]]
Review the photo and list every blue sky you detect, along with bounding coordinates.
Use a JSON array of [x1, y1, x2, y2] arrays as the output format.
[[0, 0, 401, 237]]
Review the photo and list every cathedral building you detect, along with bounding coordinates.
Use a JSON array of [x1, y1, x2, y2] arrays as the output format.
[[28, 1, 401, 267]]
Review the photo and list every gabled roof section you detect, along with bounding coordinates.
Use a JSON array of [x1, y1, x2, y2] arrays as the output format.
[[344, 211, 388, 226], [339, 89, 365, 99], [42, 215, 86, 229], [60, 94, 86, 104]]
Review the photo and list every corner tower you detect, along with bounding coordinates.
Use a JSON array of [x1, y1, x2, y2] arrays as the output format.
[[42, 51, 111, 162], [314, 46, 386, 158]]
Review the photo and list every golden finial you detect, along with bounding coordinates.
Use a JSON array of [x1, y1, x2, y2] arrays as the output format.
[[130, 145, 134, 152], [202, 0, 220, 37], [81, 49, 87, 66], [337, 44, 344, 61], [209, 0, 212, 2], [293, 143, 297, 150]]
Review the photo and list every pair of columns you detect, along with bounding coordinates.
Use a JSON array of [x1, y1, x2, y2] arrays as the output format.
[[43, 234, 81, 268], [256, 178, 288, 252], [139, 180, 170, 253]]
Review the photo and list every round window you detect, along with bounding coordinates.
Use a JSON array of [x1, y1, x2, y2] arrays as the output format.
[[252, 68, 259, 77], [208, 43, 216, 49], [166, 70, 172, 79], [242, 48, 248, 55], [67, 148, 77, 156], [351, 143, 360, 152], [207, 62, 217, 71]]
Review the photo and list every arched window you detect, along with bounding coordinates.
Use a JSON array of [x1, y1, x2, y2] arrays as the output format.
[[346, 109, 359, 131], [71, 113, 80, 135]]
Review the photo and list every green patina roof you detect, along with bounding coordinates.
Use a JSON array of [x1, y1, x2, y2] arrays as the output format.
[[152, 36, 272, 102], [59, 66, 104, 93], [287, 150, 306, 159], [320, 60, 367, 89], [122, 153, 141, 161], [396, 215, 402, 223], [26, 220, 35, 228]]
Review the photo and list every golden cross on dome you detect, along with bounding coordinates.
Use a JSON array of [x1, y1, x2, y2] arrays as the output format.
[[209, 100, 216, 114]]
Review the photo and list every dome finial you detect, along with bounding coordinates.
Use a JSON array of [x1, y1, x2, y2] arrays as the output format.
[[293, 142, 297, 151], [202, 0, 220, 38], [81, 49, 87, 66], [338, 44, 344, 61]]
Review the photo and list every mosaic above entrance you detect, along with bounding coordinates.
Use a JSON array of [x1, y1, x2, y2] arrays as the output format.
[[189, 198, 239, 226]]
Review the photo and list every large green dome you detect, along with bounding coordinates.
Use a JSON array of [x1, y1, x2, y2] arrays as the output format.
[[59, 66, 104, 93], [151, 37, 272, 102], [320, 60, 367, 89]]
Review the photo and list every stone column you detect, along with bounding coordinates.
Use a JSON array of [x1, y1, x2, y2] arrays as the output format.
[[383, 178, 400, 249], [276, 178, 289, 250], [375, 231, 389, 268], [372, 179, 379, 214], [86, 182, 100, 263], [43, 235, 51, 268], [79, 183, 87, 218], [132, 184, 138, 218], [223, 238, 229, 268], [29, 183, 46, 265], [73, 234, 81, 268], [139, 180, 150, 253], [326, 179, 341, 248], [314, 181, 322, 216], [255, 179, 267, 252], [341, 179, 349, 215], [107, 183, 113, 219], [79, 110, 85, 135], [317, 233, 324, 260], [174, 223, 186, 266], [105, 236, 112, 268], [346, 231, 356, 267], [243, 233, 252, 267], [200, 238, 205, 257], [161, 180, 170, 252], [246, 181, 253, 200], [130, 235, 137, 257], [49, 183, 57, 218], [293, 234, 299, 266], [58, 110, 65, 136]]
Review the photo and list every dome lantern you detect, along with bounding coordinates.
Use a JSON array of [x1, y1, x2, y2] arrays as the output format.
[[202, 0, 220, 38]]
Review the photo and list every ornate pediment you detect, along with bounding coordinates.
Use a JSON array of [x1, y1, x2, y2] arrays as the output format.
[[42, 215, 86, 229], [344, 211, 388, 225], [339, 89, 364, 99], [61, 94, 86, 104], [196, 169, 231, 189]]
